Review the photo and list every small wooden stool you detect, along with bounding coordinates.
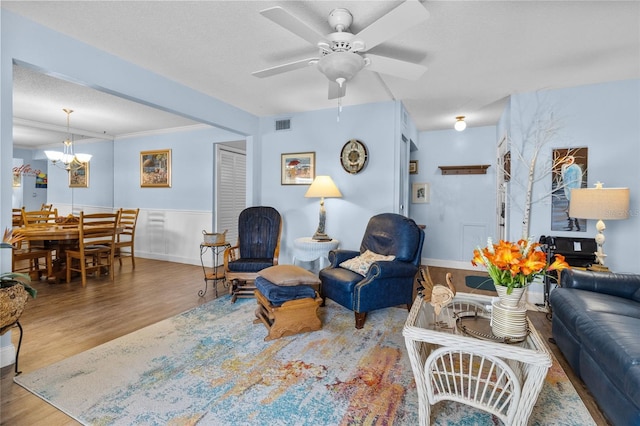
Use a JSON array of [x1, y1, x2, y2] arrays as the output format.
[[253, 274, 322, 341]]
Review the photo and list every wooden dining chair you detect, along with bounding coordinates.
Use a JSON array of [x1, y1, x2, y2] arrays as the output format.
[[18, 207, 59, 264], [21, 208, 58, 228], [115, 208, 139, 268], [66, 211, 120, 287], [12, 208, 23, 227], [11, 236, 53, 281], [40, 203, 53, 211]]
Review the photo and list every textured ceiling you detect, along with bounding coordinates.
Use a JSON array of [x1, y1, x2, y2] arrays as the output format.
[[5, 1, 640, 149]]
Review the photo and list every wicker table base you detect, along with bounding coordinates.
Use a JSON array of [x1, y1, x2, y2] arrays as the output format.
[[403, 293, 551, 426]]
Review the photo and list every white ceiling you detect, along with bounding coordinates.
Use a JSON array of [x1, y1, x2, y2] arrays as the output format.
[[5, 1, 640, 150]]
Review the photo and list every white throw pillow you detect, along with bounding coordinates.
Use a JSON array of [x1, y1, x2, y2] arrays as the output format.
[[340, 250, 396, 276]]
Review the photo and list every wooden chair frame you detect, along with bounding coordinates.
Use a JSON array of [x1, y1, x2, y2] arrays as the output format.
[[114, 208, 139, 268], [254, 289, 322, 341], [66, 211, 120, 287]]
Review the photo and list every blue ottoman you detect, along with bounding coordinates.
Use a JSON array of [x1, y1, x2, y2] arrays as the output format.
[[253, 274, 322, 341]]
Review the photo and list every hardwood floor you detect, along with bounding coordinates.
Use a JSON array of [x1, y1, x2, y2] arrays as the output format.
[[1, 261, 609, 425]]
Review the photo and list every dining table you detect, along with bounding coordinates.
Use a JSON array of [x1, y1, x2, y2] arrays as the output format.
[[14, 224, 122, 283]]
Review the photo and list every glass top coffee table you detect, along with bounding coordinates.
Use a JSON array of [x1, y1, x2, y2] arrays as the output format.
[[403, 292, 551, 426]]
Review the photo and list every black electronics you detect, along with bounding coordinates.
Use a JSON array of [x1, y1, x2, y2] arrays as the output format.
[[538, 236, 597, 314]]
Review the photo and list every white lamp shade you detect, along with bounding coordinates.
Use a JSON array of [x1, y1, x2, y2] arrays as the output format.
[[305, 176, 342, 198], [569, 187, 630, 220], [45, 150, 64, 162], [75, 153, 93, 163]]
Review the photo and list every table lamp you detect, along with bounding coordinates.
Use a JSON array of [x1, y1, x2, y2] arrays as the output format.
[[569, 182, 630, 270], [305, 176, 342, 241]]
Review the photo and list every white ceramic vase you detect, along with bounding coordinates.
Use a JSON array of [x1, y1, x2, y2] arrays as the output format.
[[494, 284, 526, 309]]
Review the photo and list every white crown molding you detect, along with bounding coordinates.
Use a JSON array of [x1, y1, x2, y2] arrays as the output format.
[[115, 124, 211, 141]]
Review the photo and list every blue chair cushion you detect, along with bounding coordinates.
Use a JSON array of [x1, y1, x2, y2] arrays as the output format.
[[227, 258, 274, 273], [255, 276, 316, 307]]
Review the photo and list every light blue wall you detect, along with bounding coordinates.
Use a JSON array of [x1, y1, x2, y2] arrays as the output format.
[[42, 139, 114, 210], [3, 9, 639, 277], [411, 126, 498, 266], [11, 148, 47, 211], [112, 126, 243, 210], [1, 10, 257, 266], [259, 101, 405, 263], [505, 80, 640, 273]]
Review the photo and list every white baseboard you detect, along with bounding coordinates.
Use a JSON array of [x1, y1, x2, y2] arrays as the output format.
[[0, 341, 16, 369], [136, 252, 200, 267], [422, 258, 478, 271]]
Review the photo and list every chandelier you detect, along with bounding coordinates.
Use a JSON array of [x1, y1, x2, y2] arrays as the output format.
[[44, 109, 92, 171]]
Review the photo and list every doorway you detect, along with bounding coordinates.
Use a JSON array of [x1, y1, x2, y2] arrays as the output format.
[[215, 143, 246, 246]]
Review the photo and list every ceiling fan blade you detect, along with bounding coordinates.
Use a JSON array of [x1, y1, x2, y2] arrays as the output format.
[[365, 54, 427, 80], [252, 58, 318, 78], [353, 0, 429, 51], [260, 7, 327, 46], [328, 81, 347, 100]]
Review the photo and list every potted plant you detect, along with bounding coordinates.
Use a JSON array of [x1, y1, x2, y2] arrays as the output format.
[[471, 238, 569, 307], [1, 228, 37, 331]]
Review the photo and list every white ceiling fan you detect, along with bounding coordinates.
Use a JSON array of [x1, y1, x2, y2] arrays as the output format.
[[252, 0, 430, 99]]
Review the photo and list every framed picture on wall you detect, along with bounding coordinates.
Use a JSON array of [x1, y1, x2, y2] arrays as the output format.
[[409, 160, 418, 174], [551, 147, 588, 232], [12, 171, 21, 187], [140, 149, 172, 188], [69, 162, 89, 188], [281, 152, 315, 185], [412, 182, 430, 204]]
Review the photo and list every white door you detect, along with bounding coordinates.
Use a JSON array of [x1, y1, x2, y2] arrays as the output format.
[[215, 144, 246, 247]]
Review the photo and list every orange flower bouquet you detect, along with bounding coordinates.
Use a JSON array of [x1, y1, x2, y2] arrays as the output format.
[[472, 238, 569, 295]]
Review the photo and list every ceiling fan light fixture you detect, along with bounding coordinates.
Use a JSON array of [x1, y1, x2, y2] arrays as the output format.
[[317, 51, 364, 84], [454, 116, 467, 131]]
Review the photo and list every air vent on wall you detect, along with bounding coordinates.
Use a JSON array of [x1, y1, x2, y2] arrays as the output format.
[[275, 118, 291, 131]]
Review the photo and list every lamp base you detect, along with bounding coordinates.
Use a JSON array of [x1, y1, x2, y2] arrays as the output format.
[[312, 232, 332, 241]]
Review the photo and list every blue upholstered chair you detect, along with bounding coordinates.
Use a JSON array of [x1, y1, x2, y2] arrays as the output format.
[[319, 213, 425, 329], [223, 206, 282, 302]]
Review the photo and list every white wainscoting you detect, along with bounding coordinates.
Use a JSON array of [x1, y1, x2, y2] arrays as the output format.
[[55, 204, 213, 266], [136, 209, 214, 266]]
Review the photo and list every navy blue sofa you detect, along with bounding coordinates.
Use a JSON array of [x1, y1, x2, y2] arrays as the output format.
[[550, 268, 640, 426]]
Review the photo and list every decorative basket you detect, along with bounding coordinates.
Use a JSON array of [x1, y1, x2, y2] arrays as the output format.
[[202, 229, 227, 244], [0, 284, 29, 331]]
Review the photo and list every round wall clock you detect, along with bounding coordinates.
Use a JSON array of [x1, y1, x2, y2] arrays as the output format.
[[340, 139, 368, 174]]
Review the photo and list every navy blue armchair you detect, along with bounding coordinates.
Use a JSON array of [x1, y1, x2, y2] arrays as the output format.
[[224, 206, 282, 302], [319, 213, 425, 328]]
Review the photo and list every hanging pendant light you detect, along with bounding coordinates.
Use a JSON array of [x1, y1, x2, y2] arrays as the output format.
[[45, 108, 92, 171]]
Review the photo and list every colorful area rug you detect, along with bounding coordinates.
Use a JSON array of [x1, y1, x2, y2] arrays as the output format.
[[15, 296, 595, 425]]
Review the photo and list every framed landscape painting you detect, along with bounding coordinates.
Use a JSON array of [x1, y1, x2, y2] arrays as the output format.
[[281, 152, 315, 185], [69, 162, 89, 188], [141, 149, 171, 188]]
